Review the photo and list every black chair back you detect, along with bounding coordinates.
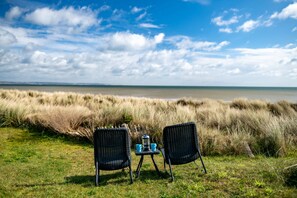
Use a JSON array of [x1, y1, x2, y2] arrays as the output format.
[[163, 122, 199, 165], [94, 128, 131, 170]]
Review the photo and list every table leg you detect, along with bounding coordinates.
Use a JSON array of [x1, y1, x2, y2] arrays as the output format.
[[135, 155, 144, 178], [151, 154, 161, 176]]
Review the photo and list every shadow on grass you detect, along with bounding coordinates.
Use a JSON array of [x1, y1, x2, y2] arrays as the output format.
[[15, 125, 92, 147], [15, 182, 66, 188], [65, 169, 170, 186], [65, 171, 132, 186], [15, 173, 127, 188], [135, 170, 169, 181], [65, 175, 94, 186]]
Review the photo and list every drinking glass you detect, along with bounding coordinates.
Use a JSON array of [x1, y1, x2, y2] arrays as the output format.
[[150, 143, 157, 152]]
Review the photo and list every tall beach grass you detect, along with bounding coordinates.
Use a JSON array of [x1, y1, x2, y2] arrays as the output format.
[[0, 89, 296, 156]]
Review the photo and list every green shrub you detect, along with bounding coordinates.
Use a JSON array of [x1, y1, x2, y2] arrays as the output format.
[[122, 112, 133, 124], [257, 134, 284, 157]]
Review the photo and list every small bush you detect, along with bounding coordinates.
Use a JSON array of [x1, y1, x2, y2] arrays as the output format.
[[256, 130, 285, 157], [0, 99, 28, 127], [122, 113, 133, 124]]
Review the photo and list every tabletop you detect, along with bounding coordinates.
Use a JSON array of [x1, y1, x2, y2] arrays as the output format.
[[135, 149, 160, 156]]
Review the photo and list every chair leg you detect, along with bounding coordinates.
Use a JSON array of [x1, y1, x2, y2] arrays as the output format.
[[129, 164, 133, 184], [198, 151, 207, 174], [95, 161, 100, 186], [160, 148, 167, 172], [168, 158, 174, 181]]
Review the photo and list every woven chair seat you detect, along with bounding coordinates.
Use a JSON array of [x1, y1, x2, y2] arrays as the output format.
[[169, 153, 198, 165], [98, 159, 130, 170]]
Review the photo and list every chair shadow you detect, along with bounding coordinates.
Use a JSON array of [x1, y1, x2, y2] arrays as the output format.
[[15, 182, 66, 188], [135, 170, 169, 181], [64, 175, 94, 186], [65, 169, 170, 186], [65, 171, 131, 186], [15, 170, 171, 188]]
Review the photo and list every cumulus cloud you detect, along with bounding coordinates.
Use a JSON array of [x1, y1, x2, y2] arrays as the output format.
[[25, 7, 99, 30], [172, 36, 230, 51], [2, 2, 297, 86], [237, 20, 259, 32], [131, 6, 143, 13], [1, 40, 297, 86], [271, 2, 297, 19], [219, 28, 233, 33], [103, 32, 165, 51], [154, 33, 165, 43], [227, 68, 241, 74], [212, 16, 239, 26], [5, 6, 23, 20], [289, 68, 297, 78], [211, 9, 241, 33], [139, 23, 161, 29], [0, 28, 17, 45]]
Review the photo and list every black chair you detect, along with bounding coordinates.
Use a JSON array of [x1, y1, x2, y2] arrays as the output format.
[[93, 128, 133, 185], [161, 122, 207, 181]]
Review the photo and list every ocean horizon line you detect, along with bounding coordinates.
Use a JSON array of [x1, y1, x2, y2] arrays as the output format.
[[1, 82, 297, 89]]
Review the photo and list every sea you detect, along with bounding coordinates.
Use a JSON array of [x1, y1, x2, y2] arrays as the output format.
[[0, 84, 297, 102]]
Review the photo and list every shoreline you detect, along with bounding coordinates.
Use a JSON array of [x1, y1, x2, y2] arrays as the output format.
[[1, 85, 297, 102]]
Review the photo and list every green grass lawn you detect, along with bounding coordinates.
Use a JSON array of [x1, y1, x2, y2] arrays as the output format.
[[0, 127, 296, 197]]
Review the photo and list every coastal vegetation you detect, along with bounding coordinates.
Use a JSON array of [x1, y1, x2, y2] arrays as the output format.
[[0, 89, 296, 157]]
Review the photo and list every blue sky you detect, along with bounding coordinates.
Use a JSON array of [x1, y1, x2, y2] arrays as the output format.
[[0, 0, 297, 86]]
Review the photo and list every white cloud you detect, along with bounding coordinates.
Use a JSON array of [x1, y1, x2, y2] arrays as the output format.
[[99, 5, 110, 12], [139, 23, 161, 29], [110, 9, 125, 21], [136, 12, 147, 21], [273, 0, 289, 3], [173, 37, 230, 51], [237, 20, 259, 32], [131, 7, 142, 13], [219, 28, 233, 33], [1, 7, 297, 87], [1, 40, 297, 86], [262, 19, 273, 27], [292, 27, 297, 32], [285, 43, 295, 48], [104, 32, 165, 51], [270, 2, 297, 19], [227, 68, 241, 74], [212, 16, 239, 26], [30, 50, 50, 65], [154, 33, 165, 43], [182, 0, 211, 5], [25, 7, 99, 30], [5, 6, 23, 20], [289, 68, 297, 78], [0, 28, 17, 45]]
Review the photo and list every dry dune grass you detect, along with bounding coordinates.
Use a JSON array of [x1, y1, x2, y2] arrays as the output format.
[[0, 89, 296, 156]]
